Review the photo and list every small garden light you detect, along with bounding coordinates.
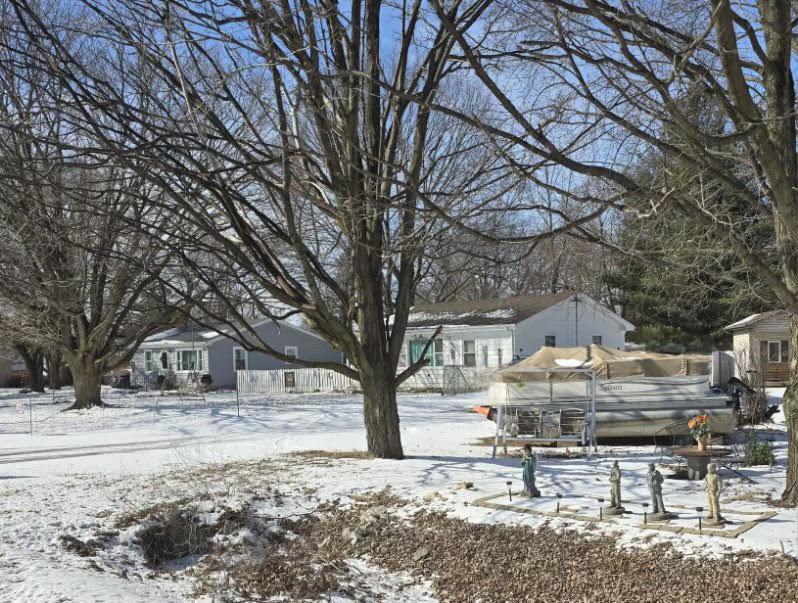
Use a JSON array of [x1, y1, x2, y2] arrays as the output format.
[[598, 497, 604, 519], [642, 502, 649, 525], [506, 480, 512, 502], [696, 506, 704, 533], [556, 493, 562, 514]]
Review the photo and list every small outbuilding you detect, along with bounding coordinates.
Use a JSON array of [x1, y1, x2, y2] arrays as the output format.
[[724, 310, 791, 385]]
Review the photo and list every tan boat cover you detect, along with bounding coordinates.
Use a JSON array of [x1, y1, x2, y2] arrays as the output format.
[[497, 345, 710, 382]]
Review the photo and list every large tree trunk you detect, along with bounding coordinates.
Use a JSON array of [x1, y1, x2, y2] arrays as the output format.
[[16, 345, 45, 393], [68, 356, 104, 409], [781, 313, 798, 505], [360, 366, 404, 460], [47, 352, 63, 390], [27, 354, 45, 393]]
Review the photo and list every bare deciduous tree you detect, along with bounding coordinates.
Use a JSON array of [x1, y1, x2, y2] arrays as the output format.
[[5, 0, 510, 456], [430, 0, 798, 503], [0, 17, 182, 407]]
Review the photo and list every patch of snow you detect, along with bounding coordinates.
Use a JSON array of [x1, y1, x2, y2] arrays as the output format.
[[0, 387, 794, 601]]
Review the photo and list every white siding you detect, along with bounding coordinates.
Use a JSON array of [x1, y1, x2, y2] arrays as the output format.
[[514, 295, 629, 356], [400, 326, 514, 368], [732, 332, 751, 378], [131, 346, 207, 375]]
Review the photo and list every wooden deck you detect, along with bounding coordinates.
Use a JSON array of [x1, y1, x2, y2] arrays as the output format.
[[764, 361, 790, 385]]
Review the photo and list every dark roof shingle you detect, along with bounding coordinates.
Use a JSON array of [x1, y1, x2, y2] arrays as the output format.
[[406, 291, 575, 328]]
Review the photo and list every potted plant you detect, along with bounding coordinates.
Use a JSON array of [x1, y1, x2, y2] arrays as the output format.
[[688, 414, 711, 451]]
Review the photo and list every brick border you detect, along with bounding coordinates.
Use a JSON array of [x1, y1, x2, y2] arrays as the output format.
[[471, 492, 777, 539]]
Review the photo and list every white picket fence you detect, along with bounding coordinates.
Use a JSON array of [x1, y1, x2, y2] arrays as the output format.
[[236, 366, 494, 395], [236, 368, 357, 394]]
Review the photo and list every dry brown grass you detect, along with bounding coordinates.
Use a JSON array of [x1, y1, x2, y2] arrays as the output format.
[[194, 493, 798, 603], [283, 449, 373, 460]]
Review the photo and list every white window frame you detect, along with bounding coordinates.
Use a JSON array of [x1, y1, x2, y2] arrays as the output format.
[[463, 340, 476, 367], [233, 347, 248, 371], [763, 340, 789, 363], [398, 344, 407, 367], [144, 350, 154, 372], [284, 346, 299, 360], [160, 351, 169, 370], [176, 348, 204, 372], [433, 339, 444, 367]]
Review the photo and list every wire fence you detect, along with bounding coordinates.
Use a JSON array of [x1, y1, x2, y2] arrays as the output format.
[[0, 390, 74, 434]]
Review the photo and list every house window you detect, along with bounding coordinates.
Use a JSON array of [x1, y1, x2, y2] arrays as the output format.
[[234, 348, 248, 371], [284, 346, 299, 359], [545, 335, 556, 347], [160, 352, 169, 370], [463, 340, 476, 367], [409, 340, 425, 365], [144, 351, 154, 372], [592, 335, 602, 345], [481, 345, 489, 367], [497, 347, 503, 366], [177, 349, 203, 372], [763, 340, 789, 363], [433, 340, 444, 367], [409, 339, 443, 366], [398, 345, 407, 367]]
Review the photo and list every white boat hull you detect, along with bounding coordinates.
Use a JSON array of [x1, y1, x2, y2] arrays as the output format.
[[488, 376, 735, 438]]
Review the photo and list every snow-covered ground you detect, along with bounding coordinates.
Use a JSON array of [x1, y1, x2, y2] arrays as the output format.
[[0, 387, 795, 601]]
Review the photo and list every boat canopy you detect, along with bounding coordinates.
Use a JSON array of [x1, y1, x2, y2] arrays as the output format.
[[497, 345, 710, 382]]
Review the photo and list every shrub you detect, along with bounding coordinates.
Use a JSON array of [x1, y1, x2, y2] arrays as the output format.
[[137, 508, 214, 565], [742, 435, 775, 467]]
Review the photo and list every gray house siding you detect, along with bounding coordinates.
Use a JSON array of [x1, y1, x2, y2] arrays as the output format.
[[132, 320, 343, 389], [206, 322, 342, 387]]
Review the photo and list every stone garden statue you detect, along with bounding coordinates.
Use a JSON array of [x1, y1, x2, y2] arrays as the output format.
[[604, 460, 625, 515], [647, 463, 676, 519], [521, 445, 541, 497], [610, 461, 622, 507], [704, 463, 724, 524]]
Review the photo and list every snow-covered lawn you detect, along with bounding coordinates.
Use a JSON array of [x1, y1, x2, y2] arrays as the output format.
[[0, 387, 795, 602]]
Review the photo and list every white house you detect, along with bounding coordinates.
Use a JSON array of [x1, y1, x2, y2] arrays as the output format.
[[398, 292, 634, 370]]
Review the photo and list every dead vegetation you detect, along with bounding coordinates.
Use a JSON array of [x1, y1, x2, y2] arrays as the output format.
[[117, 499, 251, 566], [58, 535, 103, 557], [284, 449, 374, 460], [137, 509, 216, 565], [194, 495, 798, 603]]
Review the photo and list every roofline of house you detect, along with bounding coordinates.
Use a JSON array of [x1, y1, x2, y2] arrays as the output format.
[[402, 293, 635, 332], [723, 310, 790, 333], [202, 316, 329, 345], [140, 316, 330, 348], [405, 323, 516, 331]]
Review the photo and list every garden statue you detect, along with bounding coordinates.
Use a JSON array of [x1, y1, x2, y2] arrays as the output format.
[[604, 460, 625, 515], [704, 463, 724, 524], [647, 463, 676, 520], [521, 445, 540, 497]]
